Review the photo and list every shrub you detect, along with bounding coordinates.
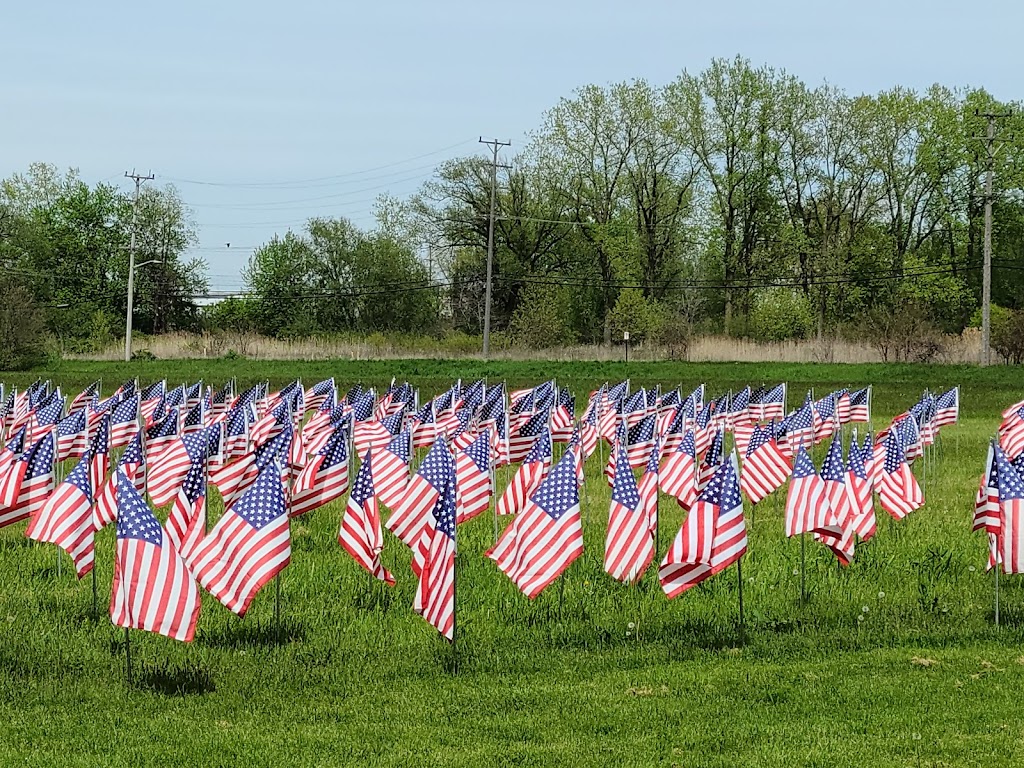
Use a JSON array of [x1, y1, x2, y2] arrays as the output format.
[[0, 277, 47, 370], [749, 289, 814, 342], [508, 282, 576, 349]]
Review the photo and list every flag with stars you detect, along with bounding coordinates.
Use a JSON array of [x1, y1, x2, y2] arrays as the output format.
[[878, 431, 923, 520], [625, 413, 658, 468], [784, 446, 842, 539], [148, 428, 214, 507], [110, 472, 200, 642], [0, 433, 54, 529], [660, 430, 699, 511], [659, 452, 747, 598], [386, 437, 456, 570], [845, 433, 877, 542], [740, 425, 791, 504], [507, 409, 550, 465], [995, 445, 1024, 574], [413, 458, 458, 640], [604, 442, 654, 584], [189, 461, 291, 616], [164, 454, 207, 566], [455, 429, 492, 525], [291, 425, 350, 517], [53, 408, 89, 462], [372, 429, 412, 510], [93, 428, 148, 531], [848, 387, 871, 424], [496, 427, 551, 517], [488, 447, 583, 599], [816, 434, 856, 565], [109, 393, 141, 448], [339, 449, 395, 587], [26, 448, 96, 578]]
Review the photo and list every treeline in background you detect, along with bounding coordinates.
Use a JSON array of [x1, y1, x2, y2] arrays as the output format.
[[4, 58, 1024, 366]]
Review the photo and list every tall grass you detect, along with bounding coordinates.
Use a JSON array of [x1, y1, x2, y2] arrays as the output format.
[[72, 330, 988, 364], [0, 363, 1021, 766]]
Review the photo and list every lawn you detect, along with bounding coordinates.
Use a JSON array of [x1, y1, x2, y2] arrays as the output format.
[[0, 360, 1022, 767]]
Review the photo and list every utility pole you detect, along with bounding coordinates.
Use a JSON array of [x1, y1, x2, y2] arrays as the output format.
[[124, 170, 154, 362], [974, 111, 1011, 367], [479, 137, 510, 359]]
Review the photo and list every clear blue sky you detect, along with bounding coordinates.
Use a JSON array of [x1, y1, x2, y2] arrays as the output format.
[[5, 0, 1017, 292]]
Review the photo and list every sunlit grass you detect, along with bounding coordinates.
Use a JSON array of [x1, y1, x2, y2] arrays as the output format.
[[0, 361, 1021, 767]]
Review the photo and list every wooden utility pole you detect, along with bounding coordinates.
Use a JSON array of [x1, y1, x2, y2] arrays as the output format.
[[974, 111, 1011, 366]]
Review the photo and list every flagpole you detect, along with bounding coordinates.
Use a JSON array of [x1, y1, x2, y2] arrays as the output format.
[[53, 426, 63, 579], [736, 557, 745, 637], [800, 533, 806, 607], [124, 627, 132, 686], [995, 559, 1000, 629]]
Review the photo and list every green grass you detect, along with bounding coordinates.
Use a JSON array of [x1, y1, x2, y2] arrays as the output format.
[[1, 360, 1023, 766]]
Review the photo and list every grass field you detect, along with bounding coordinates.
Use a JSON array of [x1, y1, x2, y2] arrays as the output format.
[[1, 360, 1023, 767]]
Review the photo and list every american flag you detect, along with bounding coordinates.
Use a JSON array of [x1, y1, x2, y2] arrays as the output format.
[[620, 389, 648, 429], [784, 446, 841, 539], [812, 394, 837, 442], [496, 427, 551, 517], [604, 443, 655, 584], [148, 428, 213, 507], [222, 405, 252, 462], [250, 400, 292, 447], [181, 402, 205, 435], [55, 408, 89, 462], [625, 413, 658, 469], [507, 410, 550, 465], [455, 429, 492, 525], [164, 455, 207, 566], [848, 387, 871, 423], [698, 428, 723, 490], [93, 428, 147, 531], [1000, 405, 1024, 460], [659, 453, 747, 598], [0, 426, 26, 471], [189, 461, 291, 616], [290, 426, 349, 517], [660, 430, 698, 511], [25, 448, 95, 578], [728, 387, 751, 427], [975, 443, 1001, 536], [778, 400, 814, 456], [210, 422, 293, 510], [816, 435, 855, 565], [597, 388, 619, 443], [834, 389, 851, 425], [410, 401, 437, 449], [759, 383, 787, 421], [28, 392, 65, 443], [304, 378, 336, 413], [87, 415, 111, 503], [487, 447, 583, 599], [109, 393, 141, 448], [639, 438, 660, 534], [693, 404, 714, 456], [550, 388, 575, 443], [878, 431, 923, 520], [933, 387, 959, 428], [0, 433, 54, 529], [845, 433, 877, 542], [373, 429, 412, 510], [145, 408, 180, 465], [110, 472, 201, 642], [739, 425, 791, 504], [338, 449, 395, 586], [995, 446, 1024, 574], [386, 437, 454, 566], [301, 397, 338, 446], [413, 458, 457, 639], [69, 381, 101, 414]]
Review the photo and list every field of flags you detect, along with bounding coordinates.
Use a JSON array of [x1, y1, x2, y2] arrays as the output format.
[[0, 374, 972, 653]]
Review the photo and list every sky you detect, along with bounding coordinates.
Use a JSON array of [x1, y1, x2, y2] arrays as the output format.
[[4, 0, 1018, 294]]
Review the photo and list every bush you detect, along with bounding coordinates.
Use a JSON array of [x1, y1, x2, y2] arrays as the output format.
[[0, 278, 47, 370], [507, 282, 576, 349], [861, 305, 945, 363], [991, 309, 1024, 364], [607, 289, 661, 344], [749, 289, 814, 342]]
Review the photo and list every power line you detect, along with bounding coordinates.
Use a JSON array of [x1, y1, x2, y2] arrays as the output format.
[[162, 139, 477, 189], [480, 137, 511, 360]]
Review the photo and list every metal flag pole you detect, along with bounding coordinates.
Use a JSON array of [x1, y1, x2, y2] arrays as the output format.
[[53, 425, 63, 579], [995, 554, 1001, 629], [736, 557, 746, 637], [125, 627, 132, 686]]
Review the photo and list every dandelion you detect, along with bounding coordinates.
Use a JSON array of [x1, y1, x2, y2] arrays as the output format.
[[857, 614, 864, 623], [878, 591, 886, 599], [748, 577, 754, 584], [627, 622, 636, 630], [968, 566, 976, 573], [792, 568, 799, 576], [912, 733, 922, 741], [862, 605, 870, 614]]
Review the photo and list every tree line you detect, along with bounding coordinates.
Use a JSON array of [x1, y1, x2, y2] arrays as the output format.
[[5, 57, 1024, 365]]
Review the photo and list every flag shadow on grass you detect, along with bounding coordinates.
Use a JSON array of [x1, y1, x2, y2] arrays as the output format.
[[135, 660, 216, 696], [198, 617, 307, 649]]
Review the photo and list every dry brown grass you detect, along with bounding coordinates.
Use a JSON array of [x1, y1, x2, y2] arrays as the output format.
[[70, 330, 987, 363]]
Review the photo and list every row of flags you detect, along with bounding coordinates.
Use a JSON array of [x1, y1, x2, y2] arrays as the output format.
[[975, 398, 1024, 574], [0, 376, 960, 646]]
